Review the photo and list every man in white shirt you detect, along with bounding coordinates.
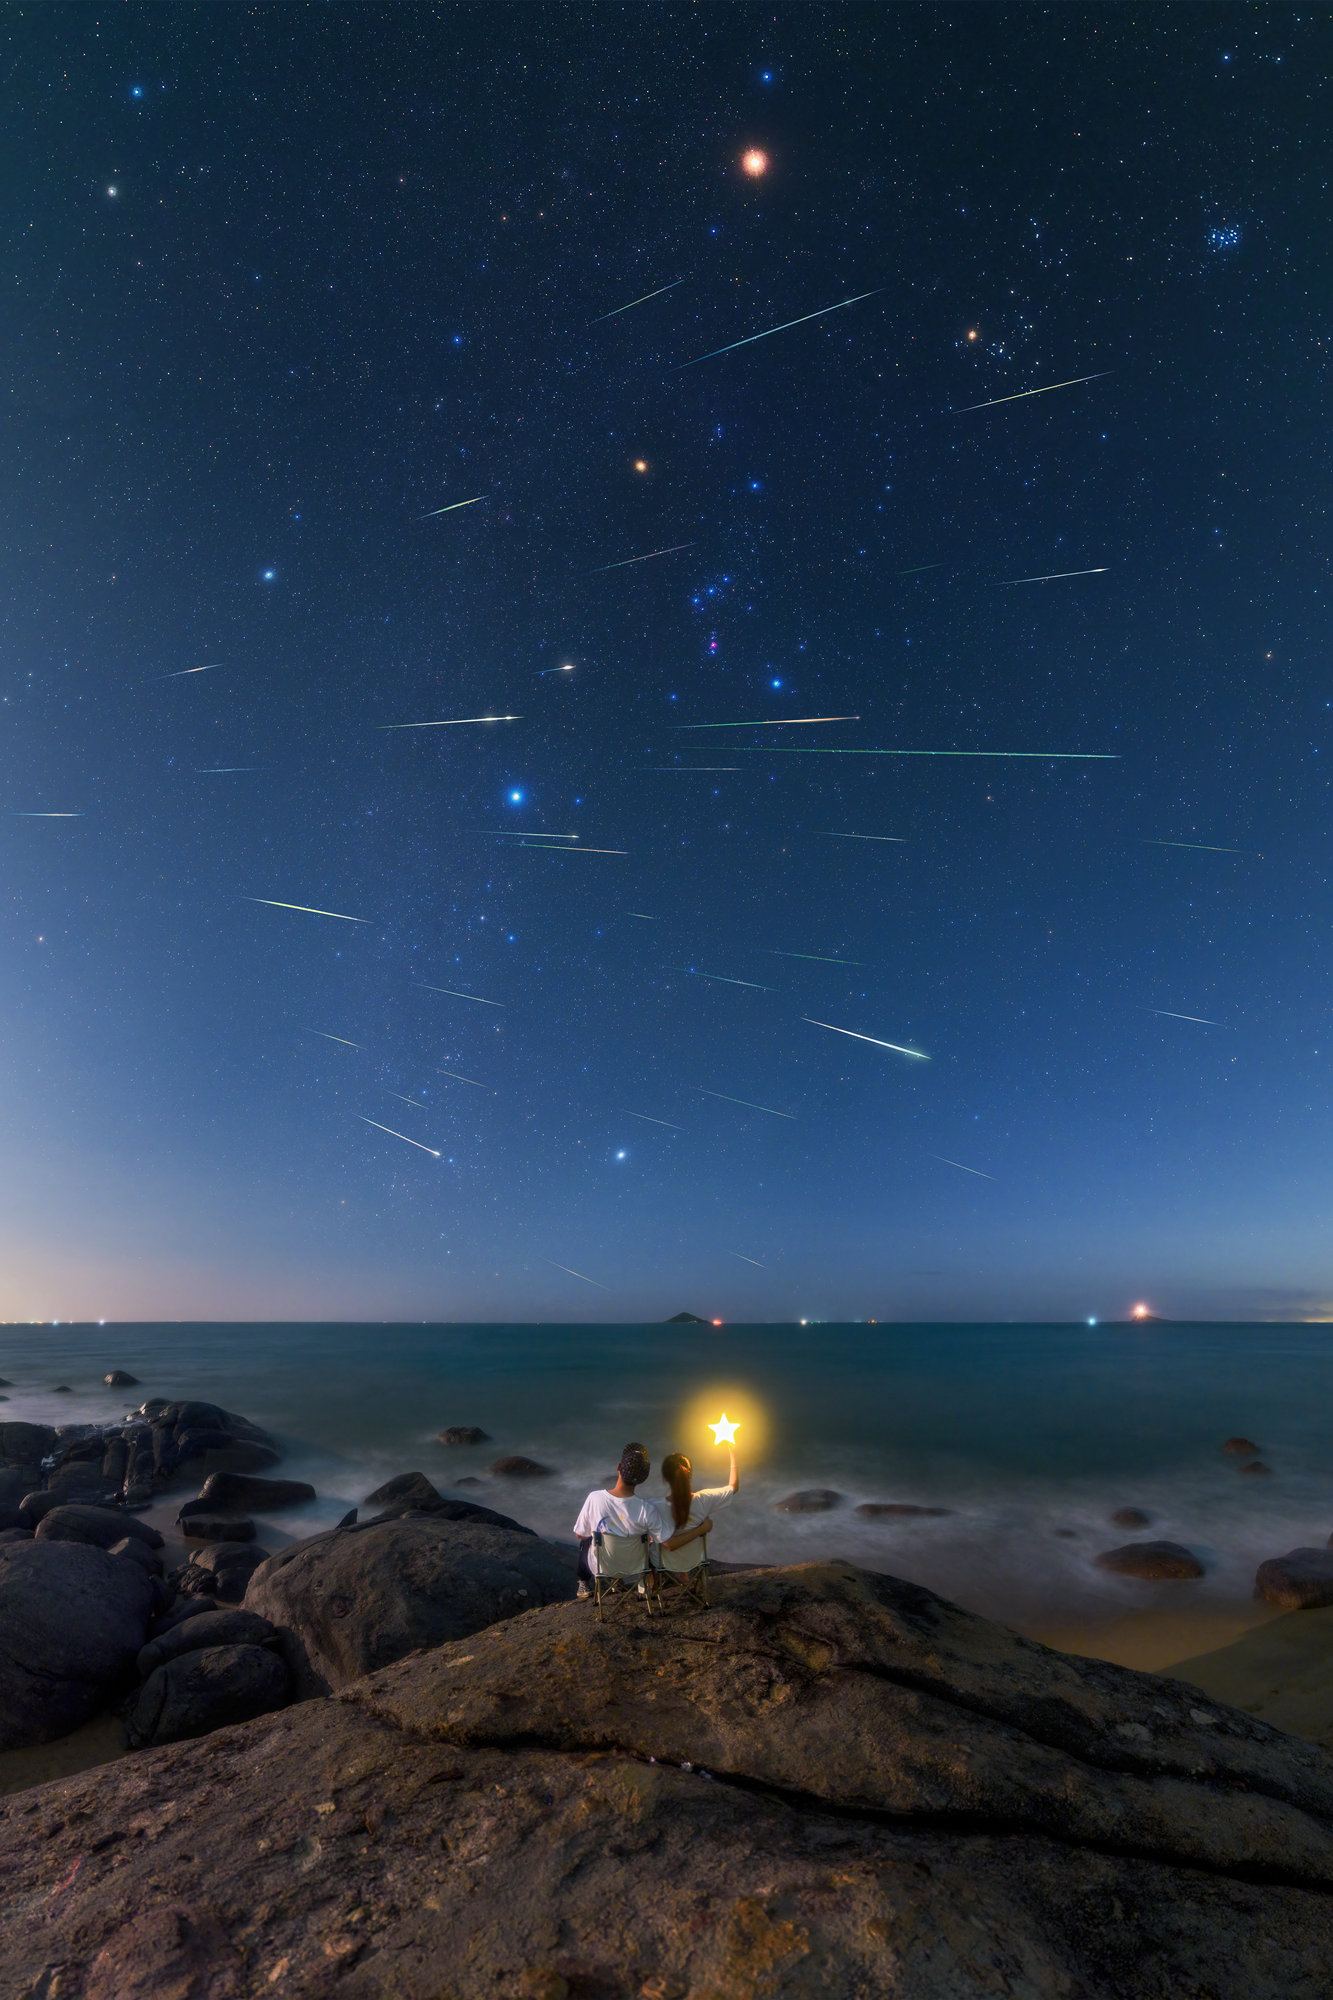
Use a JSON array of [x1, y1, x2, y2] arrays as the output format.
[[572, 1441, 658, 1599]]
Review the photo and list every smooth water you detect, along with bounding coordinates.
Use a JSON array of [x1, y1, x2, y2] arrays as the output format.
[[3, 1320, 1329, 1633]]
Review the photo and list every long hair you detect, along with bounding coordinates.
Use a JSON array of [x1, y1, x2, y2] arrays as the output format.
[[661, 1451, 692, 1531]]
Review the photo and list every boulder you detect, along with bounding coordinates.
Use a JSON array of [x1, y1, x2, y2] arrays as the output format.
[[178, 1544, 270, 1605], [0, 1466, 38, 1507], [125, 1642, 290, 1748], [1095, 1540, 1205, 1580], [0, 1526, 33, 1544], [148, 1596, 216, 1640], [160, 1399, 229, 1431], [0, 1539, 153, 1747], [1112, 1507, 1153, 1528], [855, 1502, 952, 1518], [103, 1370, 139, 1387], [437, 1424, 491, 1445], [243, 1513, 579, 1695], [0, 1377, 11, 1387], [0, 1420, 56, 1466], [1256, 1549, 1333, 1611], [1241, 1461, 1273, 1477], [0, 1503, 23, 1533], [136, 1606, 281, 1680], [34, 1504, 164, 1552], [488, 1455, 552, 1477], [179, 1512, 256, 1543], [364, 1470, 442, 1506], [108, 1537, 165, 1577], [184, 1471, 315, 1513], [1223, 1436, 1261, 1455], [14, 1563, 1333, 1997], [199, 1439, 281, 1476], [774, 1488, 843, 1513], [50, 1383, 73, 1393], [369, 1492, 533, 1533]]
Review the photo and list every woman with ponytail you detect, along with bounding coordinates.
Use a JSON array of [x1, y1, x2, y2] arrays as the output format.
[[654, 1436, 740, 1561]]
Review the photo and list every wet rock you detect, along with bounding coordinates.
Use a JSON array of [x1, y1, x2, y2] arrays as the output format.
[[454, 1475, 482, 1486], [180, 1543, 270, 1605], [198, 1438, 281, 1476], [103, 1370, 139, 1387], [126, 1642, 290, 1747], [369, 1492, 532, 1533], [855, 1502, 952, 1518], [0, 1526, 32, 1544], [1223, 1436, 1261, 1456], [51, 1384, 73, 1393], [185, 1471, 315, 1513], [774, 1488, 843, 1513], [108, 1537, 165, 1577], [0, 1378, 11, 1388], [1256, 1549, 1333, 1611], [335, 1507, 358, 1527], [0, 1420, 56, 1466], [1112, 1507, 1153, 1528], [1240, 1461, 1273, 1478], [160, 1399, 229, 1432], [148, 1596, 216, 1640], [0, 1468, 34, 1509], [244, 1513, 579, 1695], [364, 1470, 442, 1507], [488, 1455, 552, 1477], [136, 1606, 280, 1680], [0, 1539, 153, 1748], [34, 1504, 165, 1552], [1095, 1540, 1205, 1580], [437, 1424, 492, 1445], [179, 1512, 256, 1543]]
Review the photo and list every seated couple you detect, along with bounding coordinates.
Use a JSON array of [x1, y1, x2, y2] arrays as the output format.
[[572, 1438, 739, 1599]]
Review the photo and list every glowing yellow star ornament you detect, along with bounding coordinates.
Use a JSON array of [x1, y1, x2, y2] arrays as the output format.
[[709, 1413, 740, 1446]]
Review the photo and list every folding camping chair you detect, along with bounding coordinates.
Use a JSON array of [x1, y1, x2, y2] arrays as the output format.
[[651, 1530, 710, 1613], [590, 1524, 658, 1619]]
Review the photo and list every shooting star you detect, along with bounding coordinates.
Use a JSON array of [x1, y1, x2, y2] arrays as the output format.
[[1150, 1009, 1221, 1025], [489, 830, 578, 840], [385, 1091, 428, 1109], [950, 370, 1112, 414], [10, 811, 82, 817], [819, 831, 907, 842], [197, 767, 261, 774], [804, 1017, 929, 1059], [753, 748, 1118, 760], [730, 1252, 767, 1267], [698, 1088, 795, 1120], [543, 1258, 610, 1291], [675, 716, 859, 730], [764, 949, 863, 965], [515, 841, 628, 855], [157, 664, 222, 679], [1142, 839, 1247, 855], [579, 541, 695, 577], [302, 1029, 362, 1049], [623, 1110, 684, 1129], [415, 495, 486, 519], [894, 563, 948, 575], [644, 766, 742, 773], [245, 898, 369, 922], [675, 287, 885, 369], [538, 662, 578, 675], [437, 1068, 489, 1090], [355, 1115, 440, 1157], [380, 715, 522, 730], [928, 1154, 995, 1180], [669, 966, 773, 991], [414, 983, 503, 1006], [627, 912, 657, 919], [588, 278, 684, 324], [999, 567, 1108, 586]]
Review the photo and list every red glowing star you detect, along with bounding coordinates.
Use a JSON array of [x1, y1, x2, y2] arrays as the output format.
[[741, 149, 769, 178]]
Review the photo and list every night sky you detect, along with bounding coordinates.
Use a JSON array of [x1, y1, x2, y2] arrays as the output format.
[[3, 6, 1330, 1323]]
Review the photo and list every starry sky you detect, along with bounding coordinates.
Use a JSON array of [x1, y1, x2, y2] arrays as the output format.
[[3, 4, 1331, 1323]]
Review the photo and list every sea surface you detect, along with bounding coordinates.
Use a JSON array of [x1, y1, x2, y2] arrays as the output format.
[[2, 1320, 1329, 1640]]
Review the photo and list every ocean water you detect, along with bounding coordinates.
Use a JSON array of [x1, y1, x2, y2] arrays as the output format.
[[2, 1320, 1330, 1637]]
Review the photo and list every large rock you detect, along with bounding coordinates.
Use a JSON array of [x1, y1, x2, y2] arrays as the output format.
[[136, 1606, 280, 1680], [179, 1511, 255, 1542], [774, 1487, 843, 1512], [1257, 1549, 1333, 1610], [243, 1513, 578, 1695], [437, 1424, 491, 1445], [103, 1369, 139, 1386], [0, 1539, 153, 1747], [126, 1642, 290, 1748], [8, 1564, 1333, 1997], [487, 1455, 551, 1477], [0, 1419, 55, 1466], [184, 1470, 316, 1513], [1095, 1540, 1205, 1580], [34, 1503, 164, 1552], [364, 1469, 441, 1506]]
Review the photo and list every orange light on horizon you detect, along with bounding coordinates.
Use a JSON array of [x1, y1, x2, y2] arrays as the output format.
[[712, 1317, 723, 1326], [741, 148, 769, 178], [1131, 1302, 1152, 1319]]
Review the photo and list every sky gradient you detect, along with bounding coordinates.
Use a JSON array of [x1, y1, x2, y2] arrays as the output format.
[[3, 4, 1331, 1322]]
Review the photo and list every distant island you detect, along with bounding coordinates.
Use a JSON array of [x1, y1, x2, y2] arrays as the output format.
[[665, 1310, 709, 1324]]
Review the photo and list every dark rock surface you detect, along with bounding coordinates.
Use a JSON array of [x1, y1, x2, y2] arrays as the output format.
[[126, 1641, 291, 1748], [364, 1469, 441, 1506], [1240, 1460, 1273, 1477], [1095, 1540, 1205, 1580], [8, 1563, 1333, 1997], [856, 1501, 952, 1518], [33, 1503, 164, 1552], [0, 1539, 153, 1748], [108, 1536, 165, 1576], [186, 1470, 316, 1512], [773, 1487, 843, 1512], [1223, 1435, 1261, 1455], [177, 1543, 271, 1605], [103, 1370, 139, 1386], [1256, 1548, 1333, 1610], [487, 1454, 552, 1477], [436, 1424, 491, 1445], [179, 1511, 256, 1542], [368, 1492, 532, 1533], [136, 1606, 280, 1680], [1112, 1507, 1153, 1528], [243, 1512, 578, 1695], [666, 1309, 708, 1322]]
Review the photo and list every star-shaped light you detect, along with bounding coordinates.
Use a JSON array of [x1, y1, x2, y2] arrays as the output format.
[[709, 1412, 739, 1446]]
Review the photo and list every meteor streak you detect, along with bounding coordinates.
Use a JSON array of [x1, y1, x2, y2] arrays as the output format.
[[437, 1068, 489, 1089], [380, 715, 522, 730], [819, 831, 907, 842], [302, 1029, 362, 1049], [675, 716, 859, 729], [1142, 839, 1247, 855], [764, 949, 863, 965], [415, 495, 486, 518], [698, 1088, 795, 1119], [928, 1154, 995, 1179], [514, 841, 628, 854], [675, 287, 884, 369], [579, 541, 695, 577], [385, 1091, 428, 1109], [803, 1017, 929, 1059], [669, 966, 773, 990], [588, 278, 684, 324], [413, 983, 503, 1006], [999, 568, 1108, 585], [197, 767, 260, 774], [644, 766, 742, 772], [1150, 1008, 1220, 1025], [543, 1259, 610, 1290], [950, 370, 1112, 414], [730, 1252, 767, 1267], [10, 811, 82, 816], [623, 1110, 684, 1129], [158, 664, 221, 678], [355, 1116, 441, 1157], [752, 748, 1118, 759], [245, 898, 368, 922]]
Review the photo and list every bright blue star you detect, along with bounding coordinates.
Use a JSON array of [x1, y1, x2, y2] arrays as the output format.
[[615, 1150, 627, 1161], [130, 85, 143, 98], [771, 678, 782, 689], [261, 568, 276, 582], [508, 788, 524, 805]]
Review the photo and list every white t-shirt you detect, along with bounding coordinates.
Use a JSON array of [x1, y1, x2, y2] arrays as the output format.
[[572, 1489, 661, 1541], [650, 1484, 735, 1540]]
